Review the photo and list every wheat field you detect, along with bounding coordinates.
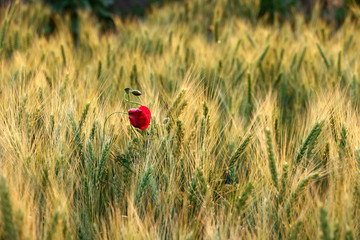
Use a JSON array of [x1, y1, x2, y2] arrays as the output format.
[[0, 1, 360, 239]]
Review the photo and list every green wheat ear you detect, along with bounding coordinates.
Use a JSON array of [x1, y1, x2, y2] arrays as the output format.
[[274, 118, 280, 151], [96, 140, 111, 189], [246, 31, 257, 48], [345, 229, 354, 240], [69, 111, 85, 169], [188, 168, 207, 212], [214, 20, 219, 43], [265, 128, 278, 189], [166, 89, 186, 134], [0, 20, 7, 48], [97, 60, 102, 80], [50, 114, 55, 134], [286, 173, 319, 219], [175, 100, 188, 118], [135, 166, 157, 209], [89, 120, 98, 141], [330, 110, 338, 142], [17, 95, 28, 126], [297, 47, 306, 70], [174, 120, 184, 158], [0, 176, 17, 240], [288, 220, 302, 240], [307, 121, 324, 159], [61, 45, 66, 67], [46, 211, 59, 240], [130, 64, 139, 87], [236, 182, 253, 214], [257, 45, 269, 66], [337, 51, 342, 77], [333, 222, 341, 240], [322, 143, 329, 166], [78, 103, 90, 132], [316, 43, 330, 69], [338, 124, 347, 152], [167, 89, 186, 118], [278, 162, 289, 203], [228, 135, 252, 169], [319, 207, 331, 240], [295, 121, 324, 165]]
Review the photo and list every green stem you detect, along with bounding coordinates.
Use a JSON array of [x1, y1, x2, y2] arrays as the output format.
[[103, 111, 128, 141], [123, 92, 141, 107], [128, 101, 142, 106], [127, 93, 130, 109]]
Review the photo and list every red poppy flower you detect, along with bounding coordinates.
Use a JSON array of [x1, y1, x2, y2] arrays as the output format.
[[128, 106, 151, 130]]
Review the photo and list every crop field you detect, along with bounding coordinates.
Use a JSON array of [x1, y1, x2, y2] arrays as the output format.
[[0, 0, 360, 239]]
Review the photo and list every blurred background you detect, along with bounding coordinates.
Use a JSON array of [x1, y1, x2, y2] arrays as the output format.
[[0, 0, 357, 24], [0, 0, 359, 62]]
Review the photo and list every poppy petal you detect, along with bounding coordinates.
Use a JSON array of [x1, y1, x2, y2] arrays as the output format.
[[139, 106, 151, 121], [128, 106, 151, 130]]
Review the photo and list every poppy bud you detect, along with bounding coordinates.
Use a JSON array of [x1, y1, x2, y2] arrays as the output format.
[[124, 87, 131, 94], [131, 90, 142, 96], [163, 118, 169, 124]]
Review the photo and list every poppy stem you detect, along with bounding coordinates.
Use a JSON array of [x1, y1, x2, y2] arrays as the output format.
[[103, 111, 128, 141], [124, 92, 142, 107], [127, 101, 142, 106], [123, 93, 128, 107], [127, 93, 130, 109], [125, 93, 140, 142]]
